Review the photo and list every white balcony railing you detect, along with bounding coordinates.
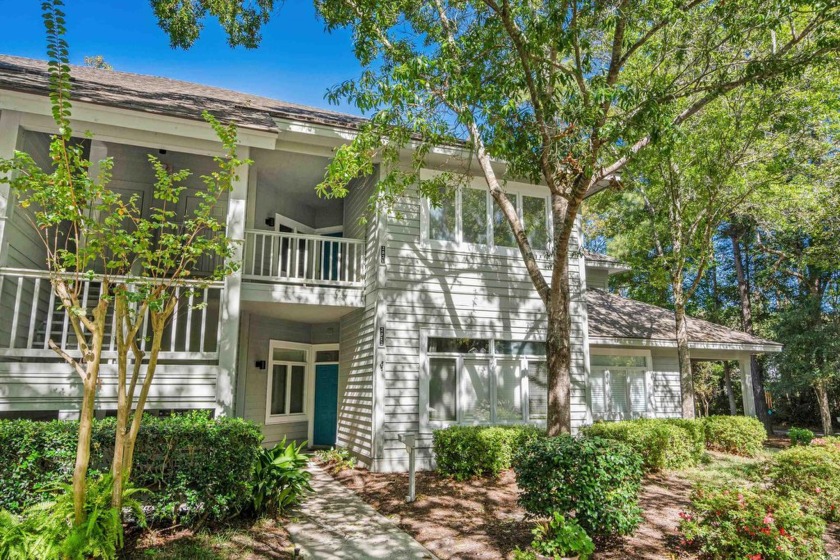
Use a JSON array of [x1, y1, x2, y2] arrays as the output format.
[[243, 230, 365, 287], [0, 268, 224, 360]]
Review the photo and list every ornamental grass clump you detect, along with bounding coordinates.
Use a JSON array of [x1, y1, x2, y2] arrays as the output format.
[[513, 435, 643, 538], [679, 486, 825, 560]]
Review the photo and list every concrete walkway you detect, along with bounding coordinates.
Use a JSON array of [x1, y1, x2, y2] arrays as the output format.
[[286, 463, 438, 560]]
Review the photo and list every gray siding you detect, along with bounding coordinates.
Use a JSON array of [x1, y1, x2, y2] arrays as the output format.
[[585, 268, 610, 290], [373, 183, 590, 471], [651, 349, 682, 418]]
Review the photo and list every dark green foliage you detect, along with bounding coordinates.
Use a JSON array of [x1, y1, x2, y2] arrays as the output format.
[[770, 443, 840, 521], [679, 486, 826, 560], [0, 413, 262, 525], [513, 435, 643, 538], [528, 512, 595, 560], [583, 419, 705, 472], [432, 425, 544, 480], [788, 426, 815, 446], [702, 416, 767, 456], [0, 475, 144, 560], [251, 438, 312, 516]]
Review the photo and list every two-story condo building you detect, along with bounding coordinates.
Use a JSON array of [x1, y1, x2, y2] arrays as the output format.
[[0, 55, 781, 471]]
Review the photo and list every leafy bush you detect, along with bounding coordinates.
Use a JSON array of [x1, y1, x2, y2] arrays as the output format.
[[515, 511, 595, 559], [811, 435, 840, 449], [788, 427, 815, 446], [702, 415, 767, 456], [583, 418, 704, 472], [770, 444, 840, 521], [314, 447, 357, 474], [513, 435, 643, 538], [433, 425, 544, 480], [0, 412, 263, 525], [0, 475, 144, 560], [679, 486, 825, 560], [252, 438, 312, 516]]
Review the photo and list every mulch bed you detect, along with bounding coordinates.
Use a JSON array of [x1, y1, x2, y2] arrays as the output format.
[[332, 466, 840, 560]]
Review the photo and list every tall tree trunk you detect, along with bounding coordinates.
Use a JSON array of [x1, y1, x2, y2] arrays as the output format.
[[814, 380, 834, 436], [723, 361, 737, 415], [673, 284, 696, 418], [546, 228, 572, 436], [730, 231, 771, 432]]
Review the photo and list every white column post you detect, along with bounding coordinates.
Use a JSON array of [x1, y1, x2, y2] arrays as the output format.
[[216, 146, 249, 417], [739, 354, 757, 417], [0, 110, 23, 267]]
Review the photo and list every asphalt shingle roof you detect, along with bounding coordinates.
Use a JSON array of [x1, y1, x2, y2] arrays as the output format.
[[587, 288, 780, 348], [0, 54, 364, 133]]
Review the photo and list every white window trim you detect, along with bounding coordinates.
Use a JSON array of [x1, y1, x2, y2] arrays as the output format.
[[420, 330, 548, 432], [589, 348, 654, 420], [265, 340, 311, 425], [419, 169, 552, 257]]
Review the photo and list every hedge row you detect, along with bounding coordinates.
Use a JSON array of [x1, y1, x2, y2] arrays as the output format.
[[0, 412, 263, 525], [583, 418, 705, 471], [432, 425, 543, 480]]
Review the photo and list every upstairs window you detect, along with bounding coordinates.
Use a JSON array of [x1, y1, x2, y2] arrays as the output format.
[[426, 185, 550, 251]]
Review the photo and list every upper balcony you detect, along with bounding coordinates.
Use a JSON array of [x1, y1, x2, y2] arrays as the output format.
[[239, 148, 369, 318]]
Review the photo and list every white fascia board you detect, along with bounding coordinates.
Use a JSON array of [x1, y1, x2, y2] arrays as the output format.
[[589, 336, 783, 354], [1, 89, 277, 150]]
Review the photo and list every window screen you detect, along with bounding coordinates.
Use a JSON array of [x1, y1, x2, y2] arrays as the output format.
[[289, 365, 306, 414], [270, 364, 288, 415], [429, 188, 457, 241], [429, 358, 457, 421], [462, 358, 491, 422], [427, 337, 490, 354], [528, 361, 548, 421], [462, 188, 488, 245], [493, 195, 519, 247], [496, 359, 523, 421], [523, 195, 548, 250]]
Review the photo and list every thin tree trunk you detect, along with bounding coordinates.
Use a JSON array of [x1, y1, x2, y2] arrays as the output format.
[[673, 285, 696, 418], [814, 381, 834, 436], [731, 230, 771, 432], [723, 361, 737, 415], [546, 231, 572, 436]]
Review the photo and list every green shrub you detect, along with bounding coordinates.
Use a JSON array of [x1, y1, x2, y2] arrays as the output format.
[[252, 438, 312, 516], [770, 444, 840, 521], [314, 446, 357, 474], [679, 486, 825, 560], [583, 418, 704, 472], [529, 512, 594, 559], [702, 415, 767, 456], [788, 427, 815, 446], [433, 425, 544, 480], [0, 412, 263, 525], [513, 435, 643, 538], [811, 435, 840, 449]]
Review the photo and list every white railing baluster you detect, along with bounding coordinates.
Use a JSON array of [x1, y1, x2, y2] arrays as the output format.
[[269, 235, 275, 278], [44, 287, 55, 350], [140, 305, 149, 352], [109, 282, 117, 351], [9, 277, 23, 349], [199, 287, 208, 353], [185, 290, 194, 352], [170, 288, 180, 351], [337, 242, 343, 282], [250, 233, 258, 276], [27, 277, 41, 349]]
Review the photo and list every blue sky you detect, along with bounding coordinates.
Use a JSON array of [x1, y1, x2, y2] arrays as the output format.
[[0, 1, 363, 114]]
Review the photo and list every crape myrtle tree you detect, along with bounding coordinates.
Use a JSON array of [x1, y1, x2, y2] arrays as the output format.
[[154, 0, 839, 433], [0, 2, 247, 524]]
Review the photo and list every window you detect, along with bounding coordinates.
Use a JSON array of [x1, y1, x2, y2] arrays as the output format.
[[425, 336, 546, 425], [266, 342, 309, 422], [425, 180, 550, 251], [590, 352, 650, 420]]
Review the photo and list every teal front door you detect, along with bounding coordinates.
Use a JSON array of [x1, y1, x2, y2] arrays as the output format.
[[313, 364, 339, 446]]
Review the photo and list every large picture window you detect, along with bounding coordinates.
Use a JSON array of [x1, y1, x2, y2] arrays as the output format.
[[590, 353, 650, 421], [426, 183, 550, 251], [425, 336, 547, 425]]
